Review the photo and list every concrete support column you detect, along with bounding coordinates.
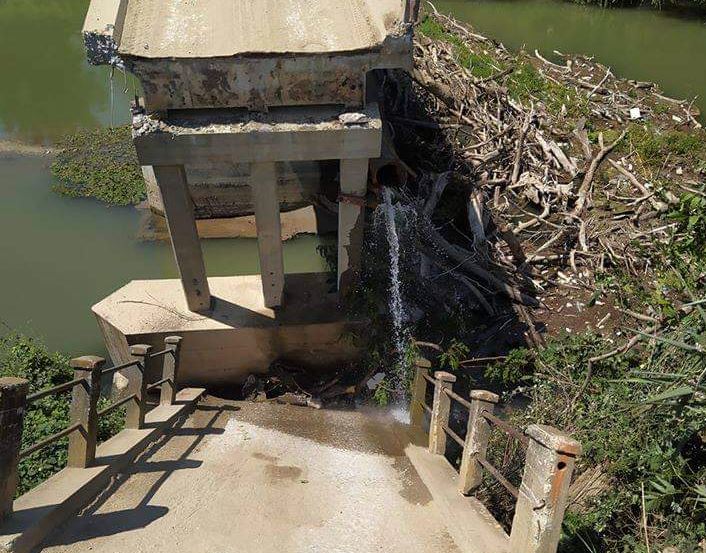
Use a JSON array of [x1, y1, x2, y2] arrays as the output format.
[[458, 390, 499, 494], [0, 377, 29, 521], [337, 158, 369, 290], [509, 425, 582, 553], [125, 345, 154, 429], [251, 162, 284, 308], [428, 371, 456, 455], [152, 165, 211, 313], [67, 356, 105, 468], [409, 357, 431, 428]]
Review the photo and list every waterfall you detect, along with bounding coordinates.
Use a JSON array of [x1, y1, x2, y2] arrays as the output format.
[[373, 187, 411, 394]]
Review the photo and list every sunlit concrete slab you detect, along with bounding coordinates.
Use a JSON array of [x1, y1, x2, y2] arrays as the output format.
[[83, 0, 414, 109], [42, 399, 462, 553], [93, 273, 360, 386]]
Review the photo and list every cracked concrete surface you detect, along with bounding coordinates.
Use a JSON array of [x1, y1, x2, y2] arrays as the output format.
[[119, 0, 406, 58], [43, 398, 461, 553]]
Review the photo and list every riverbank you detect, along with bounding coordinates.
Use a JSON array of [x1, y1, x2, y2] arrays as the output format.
[[357, 9, 706, 552]]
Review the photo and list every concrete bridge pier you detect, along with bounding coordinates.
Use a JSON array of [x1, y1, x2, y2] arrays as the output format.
[[152, 165, 211, 313]]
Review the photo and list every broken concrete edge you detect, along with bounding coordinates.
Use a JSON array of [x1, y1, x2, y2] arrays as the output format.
[[0, 387, 205, 553], [526, 424, 583, 457], [404, 428, 509, 553], [82, 0, 128, 67]]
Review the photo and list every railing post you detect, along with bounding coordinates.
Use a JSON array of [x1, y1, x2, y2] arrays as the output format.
[[428, 371, 456, 455], [160, 336, 182, 405], [0, 377, 29, 521], [409, 357, 431, 427], [458, 390, 499, 495], [68, 356, 105, 468], [509, 424, 582, 553], [126, 344, 153, 429]]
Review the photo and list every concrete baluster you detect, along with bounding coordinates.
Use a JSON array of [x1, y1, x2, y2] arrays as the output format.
[[68, 356, 105, 468], [0, 377, 29, 521], [458, 390, 499, 495], [508, 424, 582, 553], [409, 357, 431, 428], [428, 371, 456, 455], [160, 336, 182, 405], [125, 345, 154, 429]]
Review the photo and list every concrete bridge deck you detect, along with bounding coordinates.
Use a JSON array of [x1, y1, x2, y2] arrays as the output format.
[[41, 397, 462, 553]]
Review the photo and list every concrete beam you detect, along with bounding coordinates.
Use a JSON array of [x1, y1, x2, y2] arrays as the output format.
[[133, 104, 382, 167], [338, 158, 369, 290], [251, 162, 285, 308], [152, 165, 211, 313]]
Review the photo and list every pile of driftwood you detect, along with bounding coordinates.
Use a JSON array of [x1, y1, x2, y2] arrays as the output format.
[[374, 7, 703, 352]]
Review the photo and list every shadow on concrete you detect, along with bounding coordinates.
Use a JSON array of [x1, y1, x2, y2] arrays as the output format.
[[43, 404, 230, 548], [44, 507, 169, 546]]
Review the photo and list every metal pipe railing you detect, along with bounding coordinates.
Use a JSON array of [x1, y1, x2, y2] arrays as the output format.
[[0, 335, 184, 524], [409, 355, 582, 553]]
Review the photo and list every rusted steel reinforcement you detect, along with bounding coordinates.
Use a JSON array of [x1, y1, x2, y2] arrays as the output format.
[[477, 456, 519, 499], [147, 377, 170, 392], [26, 378, 86, 403], [100, 359, 141, 377], [481, 410, 529, 447], [97, 393, 137, 417], [20, 423, 82, 459], [442, 387, 473, 411], [148, 348, 172, 359], [441, 423, 465, 448]]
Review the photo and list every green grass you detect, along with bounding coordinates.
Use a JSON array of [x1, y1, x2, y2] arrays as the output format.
[[418, 17, 502, 79], [51, 125, 145, 206], [602, 124, 706, 168]]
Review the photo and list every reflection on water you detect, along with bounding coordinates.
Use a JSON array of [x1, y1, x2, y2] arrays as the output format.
[[437, 0, 706, 115], [0, 157, 327, 355]]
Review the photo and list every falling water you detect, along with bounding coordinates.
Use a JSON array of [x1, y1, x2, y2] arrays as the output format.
[[376, 187, 407, 381]]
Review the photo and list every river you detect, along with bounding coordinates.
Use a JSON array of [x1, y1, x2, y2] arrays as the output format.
[[437, 0, 706, 115], [0, 0, 704, 355]]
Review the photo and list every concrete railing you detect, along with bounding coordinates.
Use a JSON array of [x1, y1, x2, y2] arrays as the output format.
[[410, 357, 582, 553], [0, 336, 183, 523]]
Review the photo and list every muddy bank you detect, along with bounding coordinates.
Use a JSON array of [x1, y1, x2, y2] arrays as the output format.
[[0, 139, 56, 159]]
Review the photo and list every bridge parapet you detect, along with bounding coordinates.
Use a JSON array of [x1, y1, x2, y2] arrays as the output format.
[[0, 336, 204, 553], [410, 357, 582, 553]]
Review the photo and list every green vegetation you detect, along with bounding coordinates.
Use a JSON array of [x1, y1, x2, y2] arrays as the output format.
[[418, 17, 503, 80], [0, 333, 124, 494], [609, 124, 706, 170], [419, 17, 588, 118], [51, 125, 145, 206]]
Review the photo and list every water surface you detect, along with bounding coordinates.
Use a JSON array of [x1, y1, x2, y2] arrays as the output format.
[[0, 157, 326, 355], [437, 0, 706, 115]]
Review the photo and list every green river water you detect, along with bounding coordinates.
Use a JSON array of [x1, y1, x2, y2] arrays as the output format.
[[0, 0, 704, 354]]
